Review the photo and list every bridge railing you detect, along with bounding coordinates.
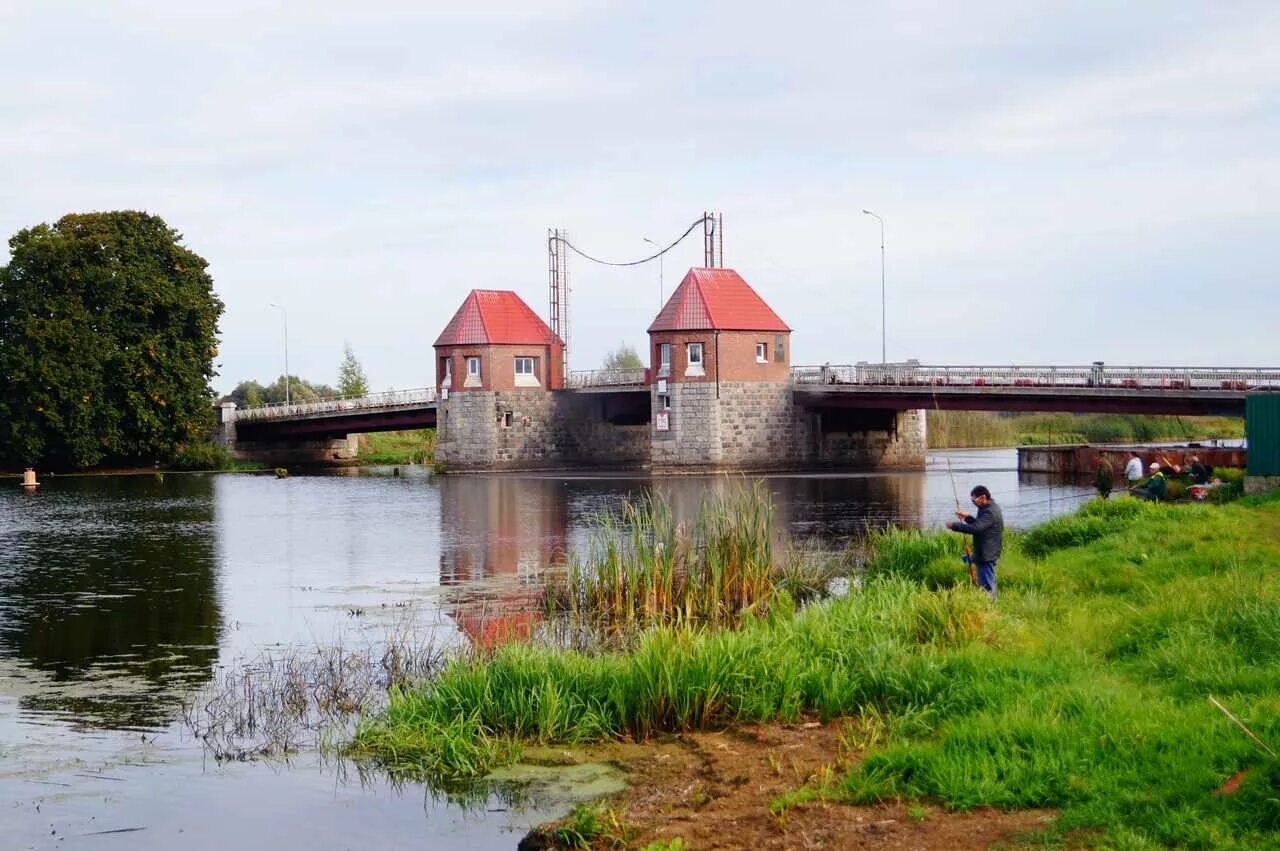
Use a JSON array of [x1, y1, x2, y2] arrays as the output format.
[[566, 368, 649, 389], [235, 387, 438, 422], [792, 364, 1280, 391]]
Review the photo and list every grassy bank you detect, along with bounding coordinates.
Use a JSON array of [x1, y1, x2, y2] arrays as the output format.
[[351, 491, 1280, 847], [927, 410, 1244, 449], [357, 429, 437, 465]]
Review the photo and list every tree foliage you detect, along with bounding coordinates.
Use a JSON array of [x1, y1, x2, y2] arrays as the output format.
[[337, 341, 369, 397], [225, 375, 335, 408], [602, 342, 644, 371], [0, 211, 224, 468]]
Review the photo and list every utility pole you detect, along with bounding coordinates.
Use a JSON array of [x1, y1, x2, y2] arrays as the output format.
[[862, 210, 886, 364]]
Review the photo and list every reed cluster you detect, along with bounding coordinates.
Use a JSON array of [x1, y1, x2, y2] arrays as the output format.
[[549, 482, 784, 629]]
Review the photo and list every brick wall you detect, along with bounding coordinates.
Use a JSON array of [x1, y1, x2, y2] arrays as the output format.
[[436, 342, 564, 393], [648, 330, 791, 385]]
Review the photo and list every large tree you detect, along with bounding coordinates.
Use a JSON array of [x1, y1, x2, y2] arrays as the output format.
[[0, 211, 224, 468]]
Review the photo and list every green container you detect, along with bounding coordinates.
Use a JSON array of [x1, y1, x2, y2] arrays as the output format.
[[1246, 395, 1280, 476]]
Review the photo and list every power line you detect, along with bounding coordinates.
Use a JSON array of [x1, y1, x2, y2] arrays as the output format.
[[550, 214, 710, 268]]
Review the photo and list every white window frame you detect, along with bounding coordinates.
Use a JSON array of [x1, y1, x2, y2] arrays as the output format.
[[465, 356, 482, 387], [686, 342, 705, 376], [658, 393, 671, 411], [756, 342, 768, 363], [658, 343, 671, 376], [514, 356, 539, 387], [442, 357, 452, 387]]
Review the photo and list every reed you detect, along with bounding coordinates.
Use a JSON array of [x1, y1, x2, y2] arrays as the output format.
[[550, 482, 781, 629]]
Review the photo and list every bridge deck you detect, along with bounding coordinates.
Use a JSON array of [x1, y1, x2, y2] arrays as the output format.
[[230, 364, 1277, 426]]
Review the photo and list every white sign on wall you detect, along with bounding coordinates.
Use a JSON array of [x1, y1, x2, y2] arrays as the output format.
[[655, 412, 670, 432]]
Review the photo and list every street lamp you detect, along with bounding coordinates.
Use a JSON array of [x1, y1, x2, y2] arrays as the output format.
[[643, 237, 664, 309], [268, 302, 290, 404], [862, 209, 886, 364]]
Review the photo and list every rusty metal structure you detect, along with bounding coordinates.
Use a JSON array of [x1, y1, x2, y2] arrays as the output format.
[[547, 228, 570, 382]]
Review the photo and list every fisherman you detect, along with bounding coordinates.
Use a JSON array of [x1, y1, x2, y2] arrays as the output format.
[[1188, 455, 1212, 485], [946, 485, 1004, 600], [1131, 462, 1167, 501], [1124, 451, 1144, 484]]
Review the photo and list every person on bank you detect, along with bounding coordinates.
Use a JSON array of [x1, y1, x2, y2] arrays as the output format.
[[1188, 455, 1212, 485], [946, 485, 1004, 600], [1124, 451, 1144, 484], [1131, 462, 1167, 501]]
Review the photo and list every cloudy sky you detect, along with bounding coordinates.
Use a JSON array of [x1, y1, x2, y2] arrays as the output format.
[[2, 1, 1277, 395]]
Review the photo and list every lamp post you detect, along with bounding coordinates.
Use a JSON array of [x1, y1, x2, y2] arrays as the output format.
[[642, 237, 664, 309], [268, 302, 290, 404], [862, 209, 886, 364]]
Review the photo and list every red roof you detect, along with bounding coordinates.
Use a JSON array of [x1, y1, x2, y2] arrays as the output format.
[[647, 268, 790, 333], [434, 290, 562, 347]]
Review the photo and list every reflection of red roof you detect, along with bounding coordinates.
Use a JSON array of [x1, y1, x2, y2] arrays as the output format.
[[647, 268, 790, 333], [434, 290, 562, 347], [454, 610, 542, 650]]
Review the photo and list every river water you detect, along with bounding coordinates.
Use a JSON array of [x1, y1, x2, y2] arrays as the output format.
[[0, 450, 1090, 850]]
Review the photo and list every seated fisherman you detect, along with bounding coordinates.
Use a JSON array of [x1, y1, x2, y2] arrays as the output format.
[[1130, 462, 1168, 501], [1188, 455, 1212, 485]]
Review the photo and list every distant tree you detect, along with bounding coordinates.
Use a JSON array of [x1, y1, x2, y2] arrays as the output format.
[[602, 342, 644, 371], [222, 375, 336, 407], [337, 341, 369, 397], [226, 380, 266, 409], [0, 211, 224, 468]]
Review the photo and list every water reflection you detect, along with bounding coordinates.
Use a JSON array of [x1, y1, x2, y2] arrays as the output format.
[[438, 476, 571, 648], [0, 475, 220, 728]]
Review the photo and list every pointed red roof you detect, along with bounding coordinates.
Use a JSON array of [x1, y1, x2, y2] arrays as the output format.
[[434, 290, 562, 347], [647, 268, 790, 333]]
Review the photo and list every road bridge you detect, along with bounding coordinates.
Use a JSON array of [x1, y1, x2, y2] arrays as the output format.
[[791, 363, 1280, 417], [217, 363, 1276, 467]]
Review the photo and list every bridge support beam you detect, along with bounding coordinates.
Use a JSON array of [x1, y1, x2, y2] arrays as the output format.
[[212, 401, 362, 466], [228, 434, 360, 466], [800, 407, 927, 470]]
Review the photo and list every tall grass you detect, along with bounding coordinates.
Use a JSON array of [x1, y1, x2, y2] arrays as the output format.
[[358, 429, 437, 465], [548, 482, 781, 629], [927, 411, 1244, 449], [352, 491, 1280, 846]]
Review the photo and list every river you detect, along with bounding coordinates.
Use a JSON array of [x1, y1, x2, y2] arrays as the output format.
[[0, 449, 1091, 850]]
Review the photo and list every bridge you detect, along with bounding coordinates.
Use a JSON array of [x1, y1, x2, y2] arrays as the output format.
[[232, 363, 1277, 429], [790, 363, 1280, 417], [218, 362, 1276, 467]]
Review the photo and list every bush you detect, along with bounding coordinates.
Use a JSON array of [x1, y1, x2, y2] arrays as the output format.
[[171, 440, 232, 470]]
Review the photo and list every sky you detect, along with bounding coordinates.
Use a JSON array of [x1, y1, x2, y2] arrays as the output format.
[[2, 1, 1277, 396]]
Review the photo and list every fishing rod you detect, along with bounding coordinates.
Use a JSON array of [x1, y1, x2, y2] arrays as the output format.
[[931, 389, 976, 585]]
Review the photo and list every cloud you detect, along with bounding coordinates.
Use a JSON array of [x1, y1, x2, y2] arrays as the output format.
[[1, 1, 1277, 395]]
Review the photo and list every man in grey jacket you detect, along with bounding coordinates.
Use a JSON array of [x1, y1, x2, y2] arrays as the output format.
[[946, 485, 1004, 599]]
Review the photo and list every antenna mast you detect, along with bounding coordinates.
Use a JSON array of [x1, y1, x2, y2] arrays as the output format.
[[702, 211, 724, 267], [548, 228, 570, 381]]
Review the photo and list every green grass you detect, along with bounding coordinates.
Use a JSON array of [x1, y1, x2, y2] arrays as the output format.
[[927, 411, 1244, 449], [357, 429, 437, 465], [351, 490, 1280, 847]]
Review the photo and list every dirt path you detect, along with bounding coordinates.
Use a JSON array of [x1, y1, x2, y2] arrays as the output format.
[[523, 721, 1055, 850]]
